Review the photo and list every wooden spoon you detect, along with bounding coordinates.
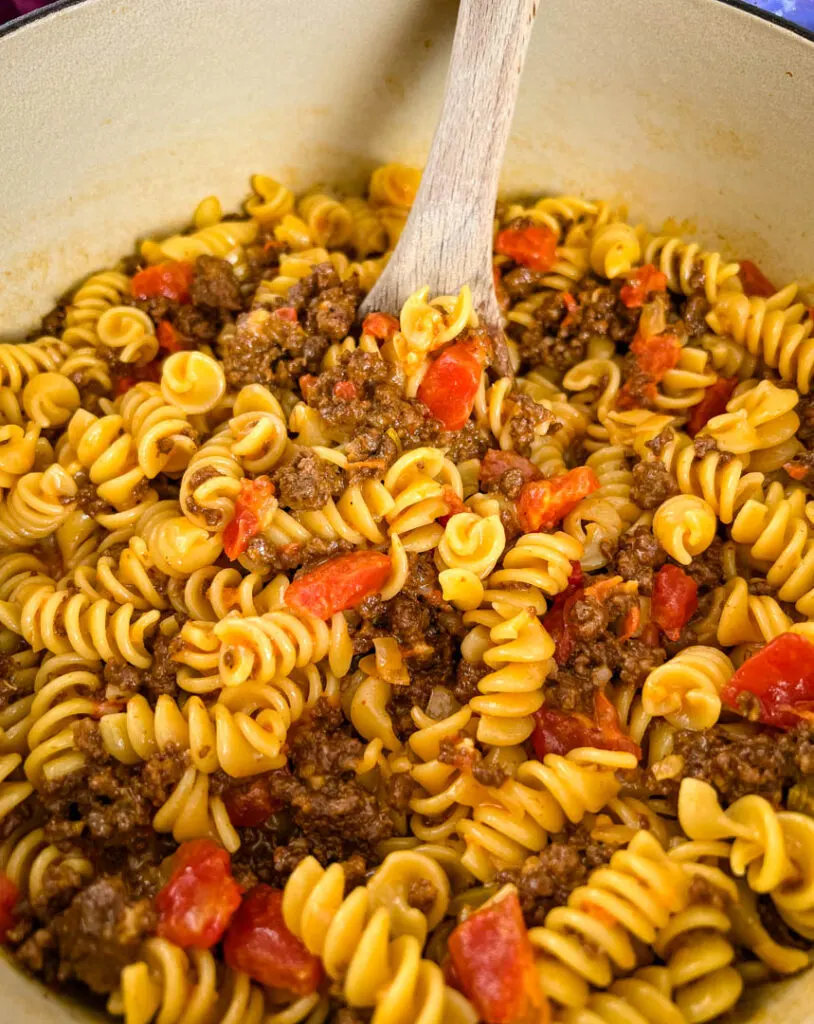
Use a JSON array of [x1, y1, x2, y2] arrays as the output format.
[[359, 0, 539, 376]]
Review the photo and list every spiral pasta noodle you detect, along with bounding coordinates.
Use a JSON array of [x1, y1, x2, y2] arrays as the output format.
[[3, 173, 814, 1024]]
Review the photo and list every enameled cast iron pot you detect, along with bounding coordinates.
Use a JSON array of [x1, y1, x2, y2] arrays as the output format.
[[2, 0, 814, 1019]]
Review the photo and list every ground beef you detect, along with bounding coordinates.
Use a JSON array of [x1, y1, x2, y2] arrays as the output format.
[[548, 584, 667, 711], [692, 434, 731, 460], [287, 700, 365, 778], [407, 879, 438, 916], [545, 667, 598, 715], [303, 348, 441, 451], [440, 420, 492, 463], [495, 825, 613, 926], [345, 428, 400, 479], [687, 874, 731, 910], [274, 448, 346, 510], [189, 255, 244, 312], [103, 661, 142, 701], [647, 724, 814, 806], [682, 293, 710, 338], [682, 535, 725, 590], [243, 535, 354, 576], [631, 460, 678, 509], [41, 305, 67, 337], [516, 278, 638, 373], [74, 477, 113, 518], [17, 877, 155, 994], [614, 525, 666, 595], [437, 737, 507, 789], [453, 659, 490, 704], [504, 393, 552, 456], [40, 742, 187, 846], [223, 306, 324, 390], [503, 266, 546, 300], [333, 1008, 372, 1024], [385, 773, 417, 812], [145, 634, 181, 702], [289, 263, 362, 342], [173, 303, 220, 344], [796, 392, 814, 450], [247, 700, 396, 865]]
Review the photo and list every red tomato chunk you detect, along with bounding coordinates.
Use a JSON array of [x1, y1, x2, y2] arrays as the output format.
[[155, 839, 242, 950], [284, 550, 392, 619], [223, 778, 282, 827], [533, 692, 640, 760], [619, 264, 668, 308], [131, 261, 194, 303], [495, 224, 558, 274], [417, 338, 487, 431], [362, 312, 400, 341], [629, 332, 681, 383], [223, 477, 277, 560], [739, 259, 776, 298], [275, 306, 299, 323], [156, 320, 185, 353], [224, 886, 323, 995], [517, 467, 599, 533], [0, 873, 18, 942], [448, 889, 548, 1024], [721, 633, 814, 730], [687, 376, 738, 436], [651, 564, 698, 641]]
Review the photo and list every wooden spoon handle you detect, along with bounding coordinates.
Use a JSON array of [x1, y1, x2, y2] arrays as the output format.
[[361, 0, 538, 369]]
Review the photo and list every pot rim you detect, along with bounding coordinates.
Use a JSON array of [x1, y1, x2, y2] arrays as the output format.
[[1, 0, 813, 44]]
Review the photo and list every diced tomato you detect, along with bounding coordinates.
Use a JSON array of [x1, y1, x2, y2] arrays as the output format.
[[721, 633, 814, 730], [417, 338, 488, 431], [131, 261, 194, 303], [532, 692, 640, 761], [284, 550, 392, 620], [275, 306, 299, 322], [438, 487, 468, 527], [480, 449, 542, 491], [493, 267, 511, 314], [0, 874, 18, 942], [299, 374, 318, 399], [630, 332, 681, 383], [362, 312, 400, 341], [156, 320, 185, 353], [687, 376, 738, 436], [223, 778, 283, 827], [619, 604, 640, 641], [561, 291, 579, 328], [155, 839, 242, 950], [619, 264, 668, 308], [739, 259, 776, 298], [113, 359, 162, 395], [223, 885, 323, 995], [784, 460, 811, 482], [223, 477, 277, 561], [448, 889, 548, 1024], [495, 224, 558, 274], [640, 621, 661, 647], [541, 564, 584, 666], [517, 467, 599, 533], [651, 564, 698, 641], [333, 380, 358, 401]]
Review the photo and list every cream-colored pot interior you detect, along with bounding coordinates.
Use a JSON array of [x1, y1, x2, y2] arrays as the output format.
[[1, 0, 813, 1018]]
